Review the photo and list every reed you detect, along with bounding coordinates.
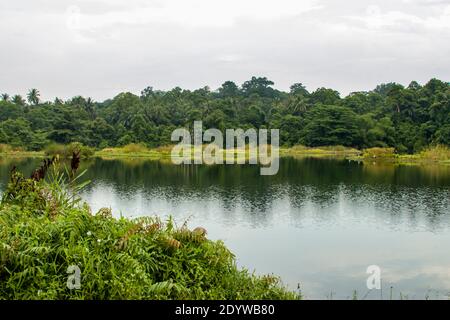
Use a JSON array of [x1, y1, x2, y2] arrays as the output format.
[[419, 145, 450, 161]]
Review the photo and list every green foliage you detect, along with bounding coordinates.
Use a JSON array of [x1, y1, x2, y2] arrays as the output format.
[[0, 117, 47, 151], [0, 78, 448, 153], [0, 162, 298, 300], [299, 105, 362, 147]]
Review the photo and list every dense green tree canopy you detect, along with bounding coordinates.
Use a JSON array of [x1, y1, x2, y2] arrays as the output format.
[[0, 77, 448, 152]]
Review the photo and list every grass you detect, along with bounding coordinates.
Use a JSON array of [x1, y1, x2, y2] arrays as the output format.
[[418, 145, 450, 161], [357, 145, 450, 165], [362, 147, 396, 159], [0, 157, 298, 300], [99, 143, 361, 161], [0, 144, 43, 157], [280, 145, 361, 157], [96, 143, 172, 159], [97, 144, 273, 162]]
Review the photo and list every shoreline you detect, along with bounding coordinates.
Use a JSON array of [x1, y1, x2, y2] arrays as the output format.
[[1, 145, 449, 165]]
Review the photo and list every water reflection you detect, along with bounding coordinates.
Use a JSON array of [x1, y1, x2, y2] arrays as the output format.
[[1, 157, 449, 299]]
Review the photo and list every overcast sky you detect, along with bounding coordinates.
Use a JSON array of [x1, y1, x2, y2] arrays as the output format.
[[0, 0, 449, 101]]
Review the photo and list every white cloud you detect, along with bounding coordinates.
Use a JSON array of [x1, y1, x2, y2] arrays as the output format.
[[215, 54, 246, 63], [69, 0, 322, 30], [347, 4, 450, 31], [0, 0, 448, 100]]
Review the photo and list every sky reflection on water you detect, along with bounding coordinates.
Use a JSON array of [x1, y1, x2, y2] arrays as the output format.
[[1, 157, 449, 299]]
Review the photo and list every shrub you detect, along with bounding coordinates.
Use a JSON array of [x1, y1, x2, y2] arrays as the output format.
[[44, 143, 66, 156], [44, 142, 95, 159], [68, 142, 95, 159], [121, 143, 149, 153]]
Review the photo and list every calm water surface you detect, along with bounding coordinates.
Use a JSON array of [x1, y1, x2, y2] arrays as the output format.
[[1, 157, 450, 299]]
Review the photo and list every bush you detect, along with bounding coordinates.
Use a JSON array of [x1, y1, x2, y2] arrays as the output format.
[[68, 142, 95, 159], [121, 143, 149, 153], [0, 143, 13, 153], [0, 160, 298, 300], [44, 142, 95, 159], [44, 143, 66, 156], [363, 147, 396, 158]]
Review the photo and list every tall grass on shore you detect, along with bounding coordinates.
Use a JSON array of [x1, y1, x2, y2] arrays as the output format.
[[419, 145, 450, 161], [0, 155, 298, 300], [360, 145, 450, 162], [362, 147, 396, 159], [0, 143, 38, 157], [282, 145, 361, 156], [96, 143, 172, 159]]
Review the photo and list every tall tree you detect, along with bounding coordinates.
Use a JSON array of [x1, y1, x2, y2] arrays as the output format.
[[27, 89, 40, 105], [289, 83, 309, 96], [12, 95, 25, 106], [241, 77, 277, 98], [85, 97, 96, 119], [218, 81, 240, 98]]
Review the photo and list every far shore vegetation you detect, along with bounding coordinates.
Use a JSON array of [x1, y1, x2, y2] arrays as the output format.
[[1, 142, 449, 165], [1, 77, 448, 165], [1, 77, 449, 154]]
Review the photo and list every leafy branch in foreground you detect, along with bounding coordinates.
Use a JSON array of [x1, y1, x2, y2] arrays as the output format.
[[0, 156, 298, 300]]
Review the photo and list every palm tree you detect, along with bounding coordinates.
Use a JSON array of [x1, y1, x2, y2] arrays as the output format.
[[12, 94, 25, 105], [85, 97, 96, 119], [27, 88, 40, 105], [1, 93, 10, 101], [287, 95, 308, 115]]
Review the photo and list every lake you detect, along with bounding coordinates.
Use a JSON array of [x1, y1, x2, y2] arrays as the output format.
[[1, 156, 450, 299]]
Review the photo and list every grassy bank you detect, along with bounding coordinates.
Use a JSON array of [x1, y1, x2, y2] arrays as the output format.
[[280, 145, 361, 157], [95, 143, 173, 159], [1, 143, 449, 165], [358, 145, 450, 165], [96, 144, 362, 161], [0, 144, 44, 157], [0, 157, 298, 299]]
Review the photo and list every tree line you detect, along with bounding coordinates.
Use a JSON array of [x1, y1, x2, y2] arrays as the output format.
[[0, 77, 448, 153]]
